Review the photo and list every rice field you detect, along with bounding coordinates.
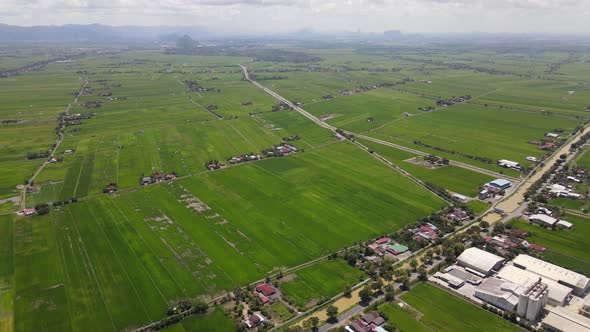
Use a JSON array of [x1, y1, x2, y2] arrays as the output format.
[[509, 214, 590, 275], [398, 283, 522, 332], [4, 43, 590, 332], [280, 259, 365, 311]]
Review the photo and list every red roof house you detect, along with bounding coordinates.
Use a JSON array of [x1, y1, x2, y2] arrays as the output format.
[[22, 208, 36, 216], [375, 237, 390, 245], [255, 283, 276, 296], [528, 243, 546, 252]]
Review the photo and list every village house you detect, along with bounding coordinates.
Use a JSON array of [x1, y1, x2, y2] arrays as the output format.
[[368, 237, 409, 256], [508, 228, 529, 237], [484, 235, 518, 250], [413, 223, 438, 241], [244, 313, 265, 329], [141, 172, 177, 185], [446, 208, 469, 222], [255, 283, 276, 297], [566, 176, 581, 183], [346, 311, 388, 332], [104, 183, 118, 193], [529, 214, 557, 227], [386, 244, 408, 255], [523, 242, 547, 252], [21, 208, 36, 216], [25, 185, 40, 193]]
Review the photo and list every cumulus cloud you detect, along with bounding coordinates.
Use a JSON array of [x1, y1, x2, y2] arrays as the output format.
[[0, 0, 588, 33]]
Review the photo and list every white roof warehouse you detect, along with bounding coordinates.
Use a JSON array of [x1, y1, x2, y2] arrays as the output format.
[[513, 254, 590, 296], [456, 247, 504, 276]]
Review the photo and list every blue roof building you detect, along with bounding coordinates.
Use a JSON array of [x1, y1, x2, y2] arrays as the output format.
[[488, 179, 512, 190]]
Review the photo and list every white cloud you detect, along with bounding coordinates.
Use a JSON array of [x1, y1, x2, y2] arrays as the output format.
[[0, 0, 589, 33]]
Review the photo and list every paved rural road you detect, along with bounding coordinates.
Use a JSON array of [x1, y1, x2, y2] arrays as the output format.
[[353, 133, 517, 181], [20, 79, 88, 209], [318, 303, 367, 332], [494, 123, 590, 216], [239, 64, 513, 182]]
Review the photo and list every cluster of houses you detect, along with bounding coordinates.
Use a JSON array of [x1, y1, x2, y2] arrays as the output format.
[[47, 156, 63, 163], [527, 132, 561, 151], [227, 153, 262, 165], [282, 135, 300, 142], [346, 311, 389, 332], [422, 154, 449, 167], [335, 129, 354, 141], [546, 183, 582, 199], [205, 160, 225, 171], [242, 283, 280, 328], [244, 313, 266, 329], [528, 140, 556, 151], [483, 230, 547, 254], [105, 96, 126, 101], [254, 283, 278, 304], [25, 185, 40, 193], [527, 212, 573, 229], [140, 172, 177, 185], [368, 237, 409, 256], [435, 95, 472, 107], [183, 80, 218, 92], [263, 143, 298, 157], [417, 106, 435, 111], [339, 84, 382, 96], [446, 208, 470, 222], [18, 208, 37, 216], [270, 102, 293, 112], [82, 100, 102, 108], [103, 183, 118, 193], [60, 112, 95, 127], [411, 223, 439, 242], [206, 144, 299, 171]]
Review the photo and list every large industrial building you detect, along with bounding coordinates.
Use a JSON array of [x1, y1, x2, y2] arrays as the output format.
[[456, 247, 504, 276], [475, 276, 549, 321], [438, 250, 590, 329], [497, 265, 572, 306], [513, 255, 590, 296], [475, 277, 520, 311]]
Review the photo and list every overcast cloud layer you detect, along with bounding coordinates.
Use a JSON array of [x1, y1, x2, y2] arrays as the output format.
[[1, 0, 589, 34]]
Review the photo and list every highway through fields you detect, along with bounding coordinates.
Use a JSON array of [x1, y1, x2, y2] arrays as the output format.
[[239, 64, 516, 183], [241, 63, 590, 331]]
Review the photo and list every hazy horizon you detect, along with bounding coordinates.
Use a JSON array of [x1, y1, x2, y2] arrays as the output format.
[[1, 0, 589, 35]]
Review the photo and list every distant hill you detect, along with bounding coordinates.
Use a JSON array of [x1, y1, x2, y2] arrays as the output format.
[[0, 24, 212, 43]]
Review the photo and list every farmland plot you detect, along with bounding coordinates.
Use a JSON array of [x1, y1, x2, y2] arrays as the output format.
[[400, 283, 521, 332], [369, 103, 580, 170], [509, 215, 590, 275], [359, 139, 494, 197], [177, 142, 446, 270], [280, 258, 365, 311]]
